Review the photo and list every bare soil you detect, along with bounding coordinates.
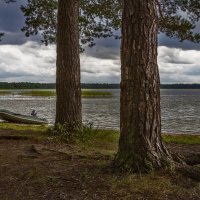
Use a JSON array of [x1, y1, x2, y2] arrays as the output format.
[[0, 129, 200, 200]]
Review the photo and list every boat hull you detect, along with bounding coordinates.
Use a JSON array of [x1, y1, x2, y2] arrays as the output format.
[[0, 110, 48, 125]]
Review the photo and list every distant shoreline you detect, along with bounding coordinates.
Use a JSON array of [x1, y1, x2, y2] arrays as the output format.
[[0, 82, 200, 89]]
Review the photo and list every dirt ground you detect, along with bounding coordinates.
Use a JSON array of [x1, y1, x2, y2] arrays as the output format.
[[0, 129, 200, 200]]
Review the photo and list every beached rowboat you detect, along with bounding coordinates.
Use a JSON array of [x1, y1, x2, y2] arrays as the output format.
[[0, 110, 48, 125]]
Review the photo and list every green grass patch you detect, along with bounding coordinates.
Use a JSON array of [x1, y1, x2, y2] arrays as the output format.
[[81, 91, 112, 98], [0, 122, 48, 132], [47, 123, 118, 147], [0, 122, 200, 147], [0, 122, 49, 141], [0, 90, 112, 98], [0, 91, 12, 95], [86, 129, 119, 153], [163, 134, 200, 145], [20, 90, 55, 96]]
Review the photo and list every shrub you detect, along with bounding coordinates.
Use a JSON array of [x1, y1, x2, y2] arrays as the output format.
[[48, 121, 98, 144]]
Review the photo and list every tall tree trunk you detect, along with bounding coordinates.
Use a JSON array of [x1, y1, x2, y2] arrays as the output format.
[[55, 0, 81, 128], [115, 0, 173, 172]]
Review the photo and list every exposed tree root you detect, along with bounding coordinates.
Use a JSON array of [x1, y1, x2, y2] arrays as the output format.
[[171, 151, 200, 182], [181, 154, 200, 166], [171, 152, 200, 166], [176, 165, 200, 182]]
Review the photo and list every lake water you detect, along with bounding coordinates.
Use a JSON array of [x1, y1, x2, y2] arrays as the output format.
[[0, 89, 200, 134]]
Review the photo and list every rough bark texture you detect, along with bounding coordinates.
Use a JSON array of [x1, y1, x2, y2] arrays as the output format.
[[56, 0, 81, 127], [115, 0, 173, 172]]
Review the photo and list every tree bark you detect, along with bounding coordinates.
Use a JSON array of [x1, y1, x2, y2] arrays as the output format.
[[55, 0, 81, 128], [115, 0, 173, 172]]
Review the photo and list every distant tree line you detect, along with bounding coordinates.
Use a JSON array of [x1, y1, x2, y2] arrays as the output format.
[[0, 82, 200, 89], [81, 83, 120, 89], [0, 82, 119, 89], [160, 84, 200, 89], [0, 82, 56, 89]]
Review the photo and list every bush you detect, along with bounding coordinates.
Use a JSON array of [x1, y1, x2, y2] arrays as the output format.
[[48, 122, 98, 144]]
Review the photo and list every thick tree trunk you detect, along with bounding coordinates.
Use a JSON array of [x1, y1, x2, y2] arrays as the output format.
[[55, 0, 81, 128], [115, 0, 173, 172]]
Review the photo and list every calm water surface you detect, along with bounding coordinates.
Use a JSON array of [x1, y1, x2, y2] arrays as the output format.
[[0, 89, 200, 134]]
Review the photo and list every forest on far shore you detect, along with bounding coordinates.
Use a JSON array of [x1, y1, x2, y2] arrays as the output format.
[[0, 82, 200, 89]]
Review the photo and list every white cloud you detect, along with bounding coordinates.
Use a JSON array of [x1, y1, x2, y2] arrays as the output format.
[[158, 46, 200, 83], [0, 41, 56, 82], [0, 41, 200, 83], [0, 41, 121, 83], [81, 54, 120, 83]]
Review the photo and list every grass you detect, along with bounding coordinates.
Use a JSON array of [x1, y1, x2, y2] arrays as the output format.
[[0, 90, 113, 98], [163, 134, 200, 145], [81, 90, 112, 98], [20, 90, 55, 96], [110, 172, 200, 200], [0, 91, 12, 95], [0, 122, 200, 146], [0, 123, 199, 199], [0, 90, 56, 96], [0, 123, 48, 140], [0, 122, 48, 132]]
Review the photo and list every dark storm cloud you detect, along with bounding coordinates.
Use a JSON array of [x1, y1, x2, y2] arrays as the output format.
[[0, 1, 24, 32], [158, 33, 200, 51], [85, 20, 200, 60], [0, 0, 41, 45], [158, 21, 200, 51], [0, 31, 41, 45], [85, 30, 200, 61], [85, 37, 120, 60], [0, 0, 199, 50]]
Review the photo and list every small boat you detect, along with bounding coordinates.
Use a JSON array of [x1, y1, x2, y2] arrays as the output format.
[[0, 110, 48, 125]]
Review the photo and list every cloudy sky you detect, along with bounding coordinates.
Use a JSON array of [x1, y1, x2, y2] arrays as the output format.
[[0, 1, 199, 83]]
